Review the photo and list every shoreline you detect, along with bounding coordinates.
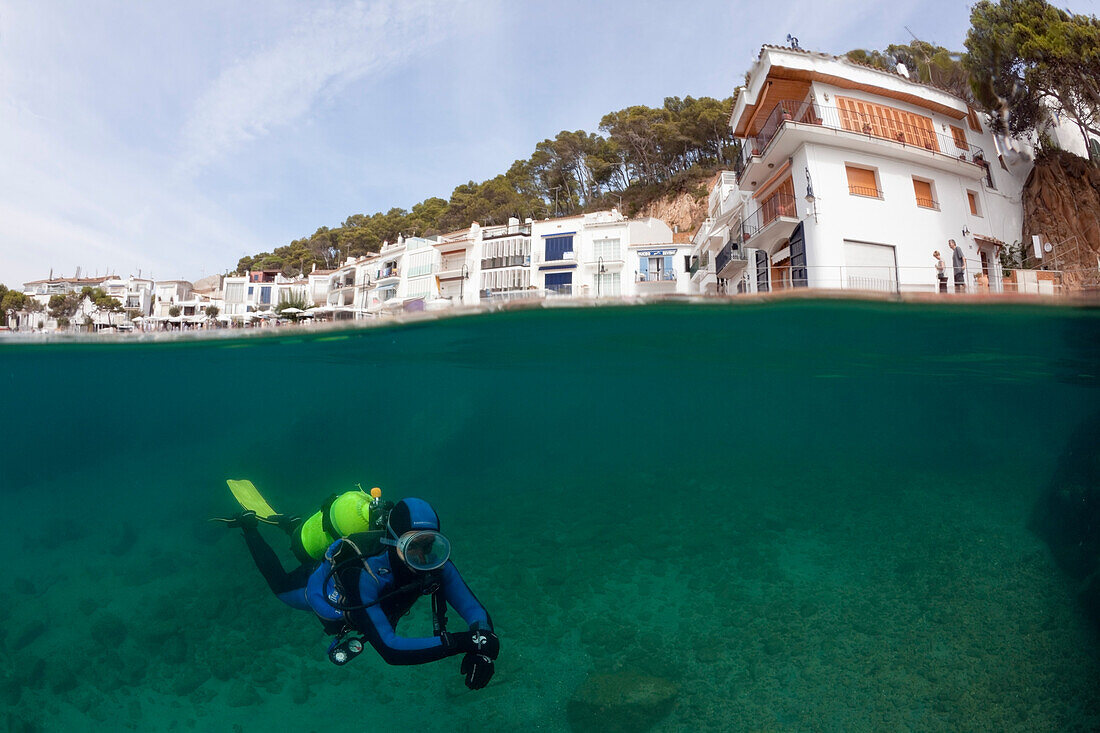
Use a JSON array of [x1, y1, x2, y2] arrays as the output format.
[[1, 289, 1097, 345]]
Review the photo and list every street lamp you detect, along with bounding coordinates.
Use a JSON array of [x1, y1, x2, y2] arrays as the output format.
[[597, 256, 606, 298], [460, 264, 469, 302]]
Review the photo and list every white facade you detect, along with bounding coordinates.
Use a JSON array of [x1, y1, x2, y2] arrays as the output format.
[[101, 276, 155, 315], [221, 272, 309, 317], [531, 210, 685, 298], [22, 275, 111, 306], [153, 281, 194, 317], [729, 46, 1033, 294], [690, 172, 750, 295]]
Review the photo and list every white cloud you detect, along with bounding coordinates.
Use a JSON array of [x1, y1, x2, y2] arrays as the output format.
[[0, 0, 479, 287], [180, 0, 470, 172]]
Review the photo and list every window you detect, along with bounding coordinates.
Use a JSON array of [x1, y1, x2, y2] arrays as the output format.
[[846, 166, 880, 198], [950, 125, 968, 151], [225, 283, 244, 303], [544, 272, 572, 295], [912, 178, 937, 209], [592, 238, 620, 261], [260, 286, 271, 304], [480, 268, 529, 292], [967, 107, 983, 133], [407, 251, 433, 277], [595, 272, 621, 296], [981, 161, 997, 190], [836, 96, 938, 152], [545, 235, 573, 261], [247, 286, 254, 296], [966, 190, 982, 217], [407, 278, 431, 298]]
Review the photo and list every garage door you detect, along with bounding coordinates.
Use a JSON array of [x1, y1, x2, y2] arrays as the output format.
[[844, 240, 897, 292]]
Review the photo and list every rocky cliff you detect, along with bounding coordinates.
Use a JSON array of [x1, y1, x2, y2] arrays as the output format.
[[634, 173, 718, 237], [1023, 151, 1100, 288]]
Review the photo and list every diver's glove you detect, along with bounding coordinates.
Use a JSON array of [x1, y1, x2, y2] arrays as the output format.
[[443, 629, 499, 659], [460, 653, 494, 689]]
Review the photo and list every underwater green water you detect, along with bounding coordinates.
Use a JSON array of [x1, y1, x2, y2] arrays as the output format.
[[1, 300, 1099, 732]]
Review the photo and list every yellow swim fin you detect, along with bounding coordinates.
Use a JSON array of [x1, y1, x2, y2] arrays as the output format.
[[226, 479, 278, 519]]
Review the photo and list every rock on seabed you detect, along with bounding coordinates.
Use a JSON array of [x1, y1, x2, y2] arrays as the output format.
[[567, 671, 678, 733]]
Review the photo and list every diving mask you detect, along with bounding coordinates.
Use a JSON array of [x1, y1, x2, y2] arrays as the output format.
[[382, 530, 451, 572]]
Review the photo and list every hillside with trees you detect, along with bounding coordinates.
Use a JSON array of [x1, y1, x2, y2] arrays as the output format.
[[234, 95, 738, 276]]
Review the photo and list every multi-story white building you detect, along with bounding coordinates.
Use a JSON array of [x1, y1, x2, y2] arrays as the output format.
[[363, 238, 407, 314], [728, 45, 1033, 293], [471, 219, 534, 303], [309, 268, 335, 306], [153, 280, 194, 317], [531, 209, 687, 298], [22, 275, 112, 305], [221, 271, 309, 318], [689, 172, 748, 295], [101, 275, 155, 315]]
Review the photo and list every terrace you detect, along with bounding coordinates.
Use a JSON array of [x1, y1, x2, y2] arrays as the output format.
[[737, 99, 987, 186]]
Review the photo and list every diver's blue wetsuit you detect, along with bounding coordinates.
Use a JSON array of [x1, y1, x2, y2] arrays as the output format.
[[242, 527, 492, 666]]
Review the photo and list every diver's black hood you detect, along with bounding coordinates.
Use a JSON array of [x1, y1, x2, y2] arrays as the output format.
[[385, 498, 442, 580]]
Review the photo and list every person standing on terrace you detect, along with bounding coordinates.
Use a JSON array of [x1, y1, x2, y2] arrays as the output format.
[[949, 240, 966, 293]]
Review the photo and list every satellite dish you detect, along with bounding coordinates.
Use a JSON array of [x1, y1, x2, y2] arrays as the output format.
[[1043, 242, 1053, 253]]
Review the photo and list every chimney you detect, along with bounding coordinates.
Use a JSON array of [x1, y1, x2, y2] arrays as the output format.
[[507, 217, 519, 234]]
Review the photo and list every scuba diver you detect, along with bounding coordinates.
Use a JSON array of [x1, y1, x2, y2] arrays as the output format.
[[219, 492, 499, 689]]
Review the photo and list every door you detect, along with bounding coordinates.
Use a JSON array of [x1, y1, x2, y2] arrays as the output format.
[[755, 250, 770, 292], [544, 272, 572, 295], [843, 241, 897, 292], [789, 222, 808, 287]]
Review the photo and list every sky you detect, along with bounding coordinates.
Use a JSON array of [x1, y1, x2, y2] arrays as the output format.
[[1, 0, 1097, 287]]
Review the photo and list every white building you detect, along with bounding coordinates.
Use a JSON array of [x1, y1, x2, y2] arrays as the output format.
[[728, 45, 1032, 294], [690, 171, 749, 295], [101, 275, 155, 315], [221, 271, 309, 318], [309, 268, 335, 306], [22, 275, 112, 306], [531, 210, 686, 298]]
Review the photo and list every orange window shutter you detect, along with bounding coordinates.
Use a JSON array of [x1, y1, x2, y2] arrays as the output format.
[[846, 166, 878, 195], [951, 126, 968, 149], [967, 191, 978, 215], [967, 107, 983, 133], [913, 179, 933, 206]]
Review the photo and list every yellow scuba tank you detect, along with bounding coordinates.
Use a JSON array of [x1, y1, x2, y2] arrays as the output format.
[[296, 486, 384, 560]]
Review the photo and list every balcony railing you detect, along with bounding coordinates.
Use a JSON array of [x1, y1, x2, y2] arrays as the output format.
[[481, 255, 529, 269], [637, 271, 677, 282], [715, 239, 749, 274], [742, 192, 797, 240], [848, 185, 882, 198], [740, 99, 985, 174], [482, 225, 532, 239]]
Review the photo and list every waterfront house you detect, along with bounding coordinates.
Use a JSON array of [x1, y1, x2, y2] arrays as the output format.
[[22, 274, 112, 305], [100, 276, 155, 315], [531, 210, 684, 298], [471, 218, 534, 304], [153, 280, 194, 317], [221, 271, 309, 319], [690, 172, 749, 295], [729, 45, 1032, 293]]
